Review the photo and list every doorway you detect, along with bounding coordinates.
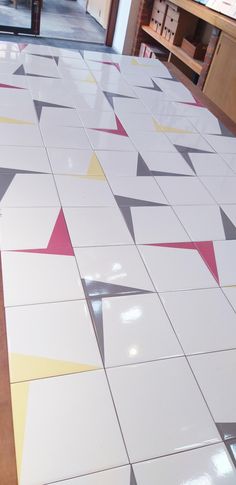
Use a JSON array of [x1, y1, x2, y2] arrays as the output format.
[[0, 0, 119, 44]]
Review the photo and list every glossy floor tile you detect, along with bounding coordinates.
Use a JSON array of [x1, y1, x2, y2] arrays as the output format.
[[107, 358, 220, 462], [1, 41, 236, 485]]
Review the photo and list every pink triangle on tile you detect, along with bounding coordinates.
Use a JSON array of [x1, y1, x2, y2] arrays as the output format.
[[195, 241, 219, 284], [15, 209, 74, 256], [18, 43, 28, 52], [92, 115, 128, 137], [0, 83, 24, 90], [146, 242, 196, 249], [92, 60, 121, 72]]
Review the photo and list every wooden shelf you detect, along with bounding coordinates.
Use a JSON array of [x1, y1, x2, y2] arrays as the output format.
[[164, 0, 236, 39], [142, 25, 204, 74]]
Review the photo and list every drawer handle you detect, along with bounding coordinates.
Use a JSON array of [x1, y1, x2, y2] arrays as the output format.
[[216, 42, 221, 55]]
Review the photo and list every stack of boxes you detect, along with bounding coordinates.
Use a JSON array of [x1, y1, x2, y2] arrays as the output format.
[[149, 0, 198, 46], [150, 0, 167, 34]]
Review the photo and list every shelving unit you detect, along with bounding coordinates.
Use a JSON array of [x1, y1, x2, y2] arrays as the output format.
[[142, 25, 204, 74]]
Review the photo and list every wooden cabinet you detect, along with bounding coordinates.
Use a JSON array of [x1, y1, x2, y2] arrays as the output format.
[[204, 32, 236, 123], [87, 0, 112, 29]]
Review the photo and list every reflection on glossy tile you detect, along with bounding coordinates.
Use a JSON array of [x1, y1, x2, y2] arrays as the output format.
[[107, 358, 220, 462], [99, 293, 183, 367], [55, 175, 115, 207], [133, 443, 236, 484]]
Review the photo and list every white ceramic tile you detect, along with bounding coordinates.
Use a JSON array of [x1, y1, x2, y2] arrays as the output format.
[[79, 111, 117, 129], [0, 123, 43, 146], [2, 251, 84, 306], [41, 125, 91, 149], [76, 92, 113, 112], [12, 371, 128, 485], [0, 102, 37, 122], [161, 288, 236, 354], [128, 131, 176, 152], [139, 244, 218, 292], [47, 148, 98, 175], [75, 245, 155, 294], [49, 466, 131, 485], [57, 56, 88, 70], [214, 240, 236, 286], [153, 78, 195, 103], [0, 174, 59, 208], [189, 152, 233, 175], [40, 107, 82, 127], [174, 205, 225, 241], [108, 176, 167, 205], [23, 54, 59, 77], [221, 154, 236, 173], [223, 286, 236, 311], [0, 146, 51, 172], [190, 112, 223, 134], [140, 151, 194, 176], [55, 176, 115, 207], [86, 129, 135, 151], [189, 350, 236, 425], [64, 207, 133, 246], [201, 176, 236, 204], [151, 101, 209, 118], [112, 97, 149, 115], [204, 135, 236, 153], [153, 114, 196, 133], [117, 112, 159, 133], [133, 443, 236, 485], [156, 177, 215, 205], [130, 206, 190, 244], [0, 207, 63, 250], [166, 133, 215, 152], [101, 293, 183, 367], [107, 358, 220, 462], [6, 299, 102, 382], [96, 150, 140, 177]]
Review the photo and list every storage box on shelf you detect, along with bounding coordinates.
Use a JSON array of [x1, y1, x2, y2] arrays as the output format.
[[149, 0, 167, 34], [162, 1, 199, 45]]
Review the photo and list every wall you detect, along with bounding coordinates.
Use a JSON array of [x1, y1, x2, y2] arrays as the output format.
[[112, 0, 142, 54], [87, 0, 112, 29]]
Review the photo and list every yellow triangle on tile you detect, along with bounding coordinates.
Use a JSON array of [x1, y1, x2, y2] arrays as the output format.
[[83, 73, 96, 84], [9, 353, 99, 383], [87, 153, 105, 179], [11, 381, 29, 481], [131, 58, 139, 65], [0, 117, 33, 125], [152, 119, 192, 134]]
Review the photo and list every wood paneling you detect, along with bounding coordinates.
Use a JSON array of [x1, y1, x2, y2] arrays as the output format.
[[204, 32, 236, 123]]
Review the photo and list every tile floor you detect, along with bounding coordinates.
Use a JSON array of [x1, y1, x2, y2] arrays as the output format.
[[1, 40, 236, 485]]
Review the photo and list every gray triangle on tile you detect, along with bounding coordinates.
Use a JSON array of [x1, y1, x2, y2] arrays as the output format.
[[26, 73, 59, 79], [0, 167, 44, 175], [216, 422, 236, 441], [0, 173, 15, 202], [13, 65, 26, 76], [33, 100, 73, 121], [88, 297, 105, 362], [136, 153, 150, 176], [174, 145, 211, 175], [137, 80, 162, 92], [219, 121, 234, 137], [119, 206, 135, 241], [53, 56, 60, 66], [103, 91, 136, 108], [30, 53, 53, 60], [225, 438, 236, 468], [114, 194, 167, 207], [130, 466, 138, 485], [220, 208, 236, 240], [82, 278, 153, 299], [150, 170, 192, 176]]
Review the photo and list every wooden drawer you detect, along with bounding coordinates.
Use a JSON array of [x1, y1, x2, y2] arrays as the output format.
[[164, 15, 178, 32], [153, 0, 167, 13]]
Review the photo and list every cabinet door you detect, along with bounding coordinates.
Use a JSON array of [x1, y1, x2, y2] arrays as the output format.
[[204, 32, 236, 123]]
